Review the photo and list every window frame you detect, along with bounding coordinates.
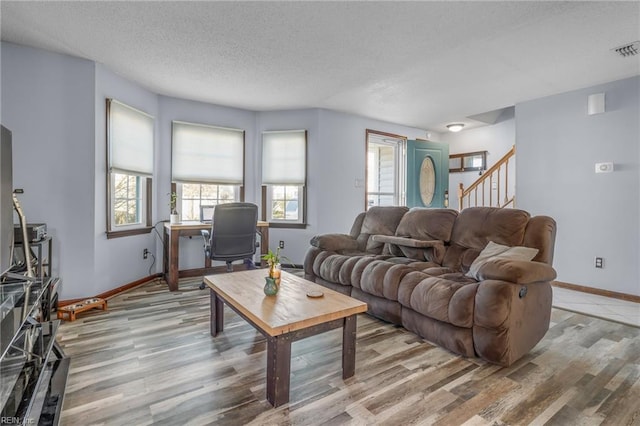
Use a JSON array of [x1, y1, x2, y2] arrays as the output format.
[[365, 129, 407, 210], [106, 99, 153, 239], [261, 130, 308, 229]]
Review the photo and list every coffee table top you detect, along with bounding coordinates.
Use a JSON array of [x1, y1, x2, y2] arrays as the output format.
[[203, 269, 367, 336]]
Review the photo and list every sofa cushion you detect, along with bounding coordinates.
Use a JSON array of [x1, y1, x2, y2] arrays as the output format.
[[359, 262, 417, 301], [407, 276, 479, 328], [358, 206, 409, 253], [466, 241, 539, 280], [450, 207, 531, 250], [396, 208, 458, 241], [392, 208, 457, 262]]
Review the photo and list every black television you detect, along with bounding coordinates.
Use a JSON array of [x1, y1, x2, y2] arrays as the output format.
[[0, 125, 13, 276]]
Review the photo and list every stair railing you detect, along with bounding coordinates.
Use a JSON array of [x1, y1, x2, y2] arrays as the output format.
[[458, 145, 515, 211]]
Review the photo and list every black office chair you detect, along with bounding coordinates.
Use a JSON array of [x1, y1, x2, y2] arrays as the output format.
[[199, 202, 259, 289]]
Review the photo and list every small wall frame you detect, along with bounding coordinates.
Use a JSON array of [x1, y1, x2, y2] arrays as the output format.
[[449, 151, 487, 173]]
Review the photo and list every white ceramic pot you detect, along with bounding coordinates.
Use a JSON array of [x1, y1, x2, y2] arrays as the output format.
[[170, 213, 180, 224]]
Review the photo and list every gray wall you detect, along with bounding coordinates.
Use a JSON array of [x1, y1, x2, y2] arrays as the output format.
[[157, 95, 258, 270], [93, 63, 159, 296], [6, 41, 636, 298], [1, 42, 96, 298], [516, 76, 639, 296], [1, 42, 432, 296]]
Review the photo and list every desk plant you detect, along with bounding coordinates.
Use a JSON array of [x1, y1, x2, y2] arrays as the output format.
[[169, 191, 179, 224]]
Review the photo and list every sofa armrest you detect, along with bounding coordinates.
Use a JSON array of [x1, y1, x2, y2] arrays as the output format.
[[477, 259, 557, 284], [310, 234, 359, 252]]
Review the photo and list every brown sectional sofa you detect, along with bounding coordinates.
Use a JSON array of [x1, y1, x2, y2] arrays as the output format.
[[304, 206, 557, 366]]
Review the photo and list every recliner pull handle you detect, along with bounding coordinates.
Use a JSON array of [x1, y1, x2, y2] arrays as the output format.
[[519, 286, 528, 299]]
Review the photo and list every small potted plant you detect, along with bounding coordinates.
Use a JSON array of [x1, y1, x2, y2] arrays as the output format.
[[261, 247, 290, 285], [169, 191, 179, 224]]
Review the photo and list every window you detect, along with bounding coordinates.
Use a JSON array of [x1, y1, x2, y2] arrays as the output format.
[[262, 130, 307, 227], [106, 99, 154, 238], [178, 183, 239, 221], [267, 185, 303, 221], [366, 130, 406, 209], [171, 121, 244, 217], [112, 173, 144, 225], [449, 151, 487, 173]]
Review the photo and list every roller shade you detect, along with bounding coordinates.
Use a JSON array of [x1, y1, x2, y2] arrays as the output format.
[[262, 130, 306, 185], [108, 99, 154, 176], [172, 121, 245, 184]]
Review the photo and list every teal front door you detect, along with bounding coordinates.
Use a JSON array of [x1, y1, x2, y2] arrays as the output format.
[[406, 140, 449, 208]]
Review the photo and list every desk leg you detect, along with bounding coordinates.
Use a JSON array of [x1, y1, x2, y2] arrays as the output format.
[[210, 290, 224, 337], [342, 315, 357, 379], [260, 225, 269, 257], [166, 228, 180, 291], [266, 334, 292, 407]]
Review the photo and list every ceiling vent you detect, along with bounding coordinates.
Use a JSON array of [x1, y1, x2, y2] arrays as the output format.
[[613, 41, 639, 57]]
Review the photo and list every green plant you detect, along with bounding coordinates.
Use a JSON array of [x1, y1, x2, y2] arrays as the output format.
[[168, 191, 178, 214], [261, 247, 291, 268]]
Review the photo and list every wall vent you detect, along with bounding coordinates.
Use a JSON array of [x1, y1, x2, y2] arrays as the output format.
[[613, 41, 639, 57]]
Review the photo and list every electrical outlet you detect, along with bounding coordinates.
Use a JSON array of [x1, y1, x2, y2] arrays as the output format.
[[143, 248, 149, 259], [595, 257, 603, 268], [279, 240, 285, 249]]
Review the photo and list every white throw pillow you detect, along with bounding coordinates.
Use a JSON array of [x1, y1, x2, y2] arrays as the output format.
[[466, 241, 539, 280]]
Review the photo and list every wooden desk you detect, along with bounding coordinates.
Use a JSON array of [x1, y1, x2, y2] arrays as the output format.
[[163, 221, 269, 291], [204, 269, 368, 407]]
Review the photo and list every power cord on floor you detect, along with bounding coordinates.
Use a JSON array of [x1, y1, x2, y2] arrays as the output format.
[[148, 252, 156, 276]]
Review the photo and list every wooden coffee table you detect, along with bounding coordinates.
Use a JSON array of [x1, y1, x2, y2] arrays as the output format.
[[203, 269, 368, 407]]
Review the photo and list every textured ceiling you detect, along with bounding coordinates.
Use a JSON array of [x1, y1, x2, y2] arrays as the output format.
[[1, 1, 639, 132]]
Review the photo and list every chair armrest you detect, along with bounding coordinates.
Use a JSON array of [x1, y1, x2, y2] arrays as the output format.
[[477, 259, 557, 284], [201, 229, 211, 257], [310, 234, 358, 252]]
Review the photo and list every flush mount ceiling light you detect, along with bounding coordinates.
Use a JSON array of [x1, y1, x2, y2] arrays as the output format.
[[446, 123, 464, 132]]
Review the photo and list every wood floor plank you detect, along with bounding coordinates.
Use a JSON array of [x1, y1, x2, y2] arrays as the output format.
[[57, 277, 640, 425]]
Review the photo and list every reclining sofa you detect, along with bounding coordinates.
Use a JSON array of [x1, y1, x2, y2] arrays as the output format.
[[304, 206, 557, 366]]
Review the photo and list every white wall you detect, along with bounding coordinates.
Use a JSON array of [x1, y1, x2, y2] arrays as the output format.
[[516, 76, 639, 296], [1, 42, 96, 299], [441, 108, 515, 211]]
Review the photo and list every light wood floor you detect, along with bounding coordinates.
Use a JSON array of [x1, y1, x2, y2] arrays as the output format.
[[58, 278, 640, 425]]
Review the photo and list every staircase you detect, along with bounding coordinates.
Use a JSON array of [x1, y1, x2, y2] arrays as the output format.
[[457, 145, 515, 211]]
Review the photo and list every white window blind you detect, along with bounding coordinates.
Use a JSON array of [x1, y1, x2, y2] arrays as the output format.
[[108, 99, 154, 176], [172, 121, 245, 184], [262, 130, 306, 185]]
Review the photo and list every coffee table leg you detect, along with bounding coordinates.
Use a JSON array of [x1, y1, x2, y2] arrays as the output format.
[[342, 315, 357, 379], [266, 334, 292, 407], [210, 290, 224, 337]]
